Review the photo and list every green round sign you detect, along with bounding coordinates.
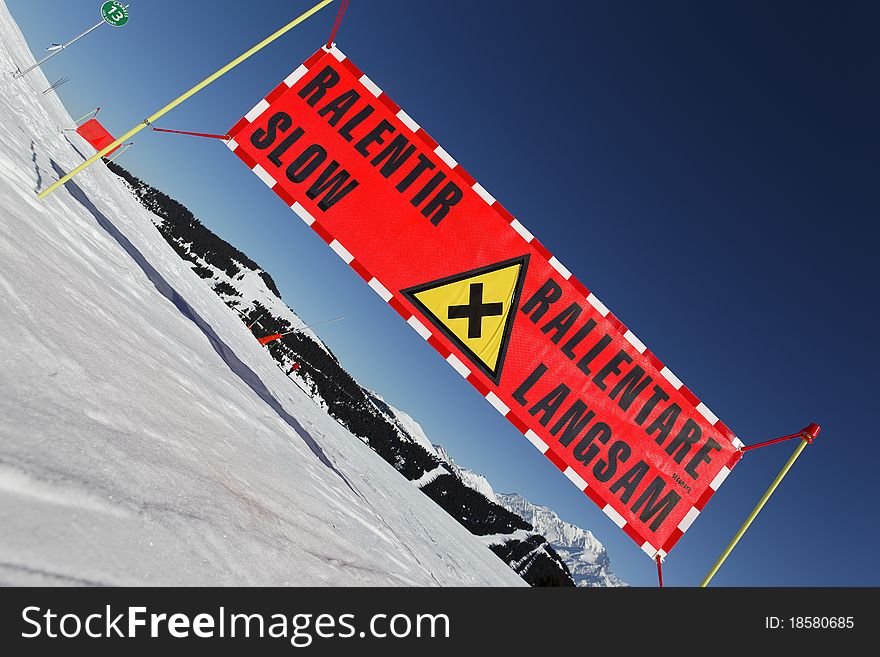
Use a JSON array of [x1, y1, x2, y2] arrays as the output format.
[[101, 1, 128, 28]]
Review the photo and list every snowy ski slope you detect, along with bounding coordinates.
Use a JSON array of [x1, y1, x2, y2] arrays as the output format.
[[0, 2, 523, 586]]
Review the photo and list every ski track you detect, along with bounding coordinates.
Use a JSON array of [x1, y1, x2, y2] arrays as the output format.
[[0, 1, 524, 587]]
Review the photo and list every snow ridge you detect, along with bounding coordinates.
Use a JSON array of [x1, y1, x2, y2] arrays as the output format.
[[432, 444, 497, 503], [496, 493, 626, 587]]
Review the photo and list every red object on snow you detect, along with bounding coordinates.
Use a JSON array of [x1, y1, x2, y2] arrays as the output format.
[[288, 363, 301, 374], [258, 333, 283, 346], [76, 118, 120, 155]]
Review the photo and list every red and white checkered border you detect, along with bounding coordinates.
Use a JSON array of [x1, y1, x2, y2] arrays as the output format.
[[227, 45, 745, 561]]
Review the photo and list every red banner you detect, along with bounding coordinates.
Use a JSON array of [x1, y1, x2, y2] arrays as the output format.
[[76, 118, 120, 155], [227, 46, 744, 559]]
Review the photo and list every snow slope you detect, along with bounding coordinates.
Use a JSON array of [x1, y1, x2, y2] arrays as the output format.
[[124, 174, 330, 354], [108, 161, 576, 586], [0, 2, 523, 586], [366, 395, 498, 505], [431, 444, 497, 503], [378, 399, 438, 456]]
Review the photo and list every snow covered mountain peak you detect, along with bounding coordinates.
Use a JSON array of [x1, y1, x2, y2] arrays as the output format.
[[496, 493, 626, 587], [432, 444, 497, 504]]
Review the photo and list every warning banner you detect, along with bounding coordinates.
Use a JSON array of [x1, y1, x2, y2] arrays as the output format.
[[227, 46, 743, 558]]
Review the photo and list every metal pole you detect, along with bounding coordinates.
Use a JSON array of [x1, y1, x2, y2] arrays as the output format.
[[43, 77, 71, 94], [14, 20, 106, 79], [38, 0, 335, 200], [15, 4, 131, 79], [72, 108, 101, 125], [106, 142, 133, 163]]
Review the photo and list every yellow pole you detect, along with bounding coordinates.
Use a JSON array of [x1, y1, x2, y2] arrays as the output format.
[[39, 0, 335, 200], [700, 439, 809, 587]]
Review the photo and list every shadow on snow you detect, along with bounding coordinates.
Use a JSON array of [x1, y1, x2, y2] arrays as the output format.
[[49, 159, 359, 496]]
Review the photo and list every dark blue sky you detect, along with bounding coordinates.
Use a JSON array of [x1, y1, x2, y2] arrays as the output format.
[[9, 0, 878, 586]]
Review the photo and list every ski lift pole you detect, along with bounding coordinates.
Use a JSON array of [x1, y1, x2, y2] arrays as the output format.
[[38, 0, 336, 200], [12, 6, 128, 80]]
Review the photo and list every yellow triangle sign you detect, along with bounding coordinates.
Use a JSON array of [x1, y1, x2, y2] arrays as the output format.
[[402, 256, 529, 383]]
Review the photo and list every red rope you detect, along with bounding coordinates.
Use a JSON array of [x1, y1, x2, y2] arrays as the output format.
[[741, 424, 820, 452], [326, 0, 351, 47], [741, 433, 800, 452], [656, 556, 664, 588], [151, 126, 230, 141]]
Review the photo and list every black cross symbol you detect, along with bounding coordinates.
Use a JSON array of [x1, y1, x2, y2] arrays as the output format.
[[447, 283, 504, 339]]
